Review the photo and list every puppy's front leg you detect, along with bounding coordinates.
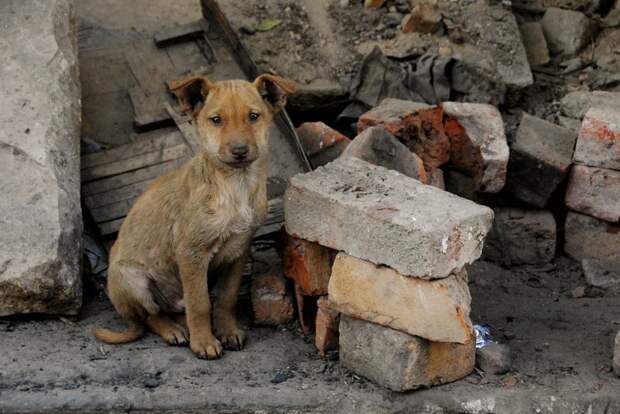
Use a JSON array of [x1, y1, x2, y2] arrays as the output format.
[[178, 252, 223, 360], [213, 251, 248, 351]]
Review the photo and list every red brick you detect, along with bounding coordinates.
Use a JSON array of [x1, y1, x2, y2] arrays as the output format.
[[574, 107, 620, 170], [296, 122, 351, 168], [283, 236, 334, 296], [251, 273, 294, 326], [314, 297, 340, 355], [566, 165, 620, 222], [401, 3, 441, 34], [364, 0, 385, 8], [294, 283, 319, 335]]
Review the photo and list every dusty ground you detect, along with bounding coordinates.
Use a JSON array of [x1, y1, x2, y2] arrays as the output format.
[[1, 258, 620, 413]]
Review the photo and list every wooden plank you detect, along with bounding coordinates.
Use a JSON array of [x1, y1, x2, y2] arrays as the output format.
[[83, 158, 187, 196], [82, 129, 184, 169], [99, 218, 125, 236], [91, 197, 138, 223], [125, 40, 176, 94], [154, 21, 206, 48], [254, 197, 284, 238], [82, 143, 191, 182], [165, 102, 202, 154], [84, 179, 154, 209], [166, 41, 212, 77], [128, 86, 173, 131]]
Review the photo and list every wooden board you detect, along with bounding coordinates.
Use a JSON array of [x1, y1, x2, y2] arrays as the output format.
[[154, 20, 207, 48]]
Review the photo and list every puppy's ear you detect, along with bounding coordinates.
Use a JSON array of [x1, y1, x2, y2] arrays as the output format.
[[253, 74, 297, 113], [168, 76, 214, 116]]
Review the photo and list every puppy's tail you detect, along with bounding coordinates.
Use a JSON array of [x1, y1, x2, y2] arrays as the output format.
[[94, 321, 145, 344]]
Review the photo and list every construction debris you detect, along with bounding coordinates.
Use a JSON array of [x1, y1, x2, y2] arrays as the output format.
[[541, 8, 598, 56], [476, 343, 512, 375], [565, 165, 620, 223], [573, 107, 620, 171], [564, 212, 620, 261]]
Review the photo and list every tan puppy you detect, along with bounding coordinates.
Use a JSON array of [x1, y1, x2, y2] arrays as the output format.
[[94, 74, 296, 359]]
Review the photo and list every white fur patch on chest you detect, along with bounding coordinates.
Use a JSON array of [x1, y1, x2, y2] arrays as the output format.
[[215, 173, 258, 237]]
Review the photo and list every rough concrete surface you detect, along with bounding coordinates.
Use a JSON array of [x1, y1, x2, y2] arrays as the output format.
[[564, 212, 620, 261], [285, 157, 494, 279], [2, 258, 620, 413], [565, 165, 620, 223], [0, 0, 82, 316]]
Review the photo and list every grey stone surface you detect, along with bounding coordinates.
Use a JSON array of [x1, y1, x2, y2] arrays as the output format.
[[564, 212, 620, 261], [573, 106, 620, 171], [505, 113, 577, 208], [615, 330, 620, 378], [0, 0, 82, 316], [561, 90, 620, 119], [284, 157, 494, 279], [341, 126, 427, 183], [541, 8, 598, 55], [520, 22, 550, 67], [442, 102, 509, 194], [476, 343, 512, 375], [484, 208, 556, 266], [339, 316, 475, 392], [582, 258, 620, 291], [566, 165, 620, 223]]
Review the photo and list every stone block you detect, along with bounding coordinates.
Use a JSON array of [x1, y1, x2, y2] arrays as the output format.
[[341, 126, 427, 183], [284, 157, 494, 279], [442, 102, 509, 193], [582, 258, 620, 291], [296, 122, 351, 168], [339, 316, 475, 392], [561, 91, 620, 120], [0, 0, 82, 316], [573, 107, 620, 171], [328, 253, 472, 343], [484, 208, 556, 266], [566, 165, 620, 222], [614, 330, 620, 377], [520, 22, 550, 67], [282, 236, 334, 296], [505, 113, 577, 207], [314, 297, 340, 355], [541, 8, 598, 56], [476, 343, 512, 375], [564, 212, 620, 261]]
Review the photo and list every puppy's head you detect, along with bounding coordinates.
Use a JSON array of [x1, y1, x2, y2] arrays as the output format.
[[169, 74, 296, 169]]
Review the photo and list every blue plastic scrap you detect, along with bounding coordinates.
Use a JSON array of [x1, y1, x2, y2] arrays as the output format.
[[474, 324, 496, 349]]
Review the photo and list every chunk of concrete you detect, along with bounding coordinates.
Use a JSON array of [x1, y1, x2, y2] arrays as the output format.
[[520, 22, 550, 67], [573, 107, 620, 171], [442, 102, 509, 193], [505, 113, 577, 208], [339, 316, 475, 392], [476, 343, 512, 375], [328, 253, 472, 343], [484, 208, 556, 266], [296, 122, 351, 168], [582, 258, 620, 290], [614, 330, 620, 377], [341, 126, 428, 183], [561, 91, 620, 119], [566, 165, 620, 222], [282, 236, 334, 296], [0, 0, 82, 316], [314, 297, 340, 355], [564, 212, 620, 261], [594, 28, 620, 73], [284, 157, 494, 279], [541, 8, 598, 56]]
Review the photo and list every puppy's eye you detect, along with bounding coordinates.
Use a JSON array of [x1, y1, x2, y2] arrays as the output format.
[[249, 112, 260, 122], [209, 116, 222, 125]]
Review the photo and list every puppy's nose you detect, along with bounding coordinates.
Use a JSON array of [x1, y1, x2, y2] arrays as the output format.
[[231, 144, 249, 159]]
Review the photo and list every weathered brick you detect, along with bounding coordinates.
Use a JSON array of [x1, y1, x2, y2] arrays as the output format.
[[484, 208, 556, 266], [284, 157, 494, 279], [341, 126, 428, 183], [401, 3, 441, 34], [282, 236, 334, 296], [573, 107, 620, 171], [561, 91, 620, 119], [314, 297, 339, 355], [296, 122, 351, 168], [505, 113, 577, 208], [476, 343, 511, 375], [519, 22, 550, 67], [328, 253, 472, 343], [364, 0, 385, 8], [339, 316, 475, 392], [442, 102, 509, 193], [251, 273, 294, 326], [582, 258, 620, 291], [541, 8, 598, 56], [564, 212, 620, 261], [566, 165, 620, 222], [357, 99, 449, 169]]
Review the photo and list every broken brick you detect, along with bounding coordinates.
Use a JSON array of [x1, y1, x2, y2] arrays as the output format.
[[328, 253, 473, 344], [282, 236, 334, 296], [339, 316, 475, 392], [401, 3, 441, 34], [519, 22, 550, 67], [541, 8, 598, 56], [565, 165, 620, 223], [505, 113, 577, 208], [357, 98, 449, 169], [427, 168, 445, 190], [364, 0, 385, 8], [442, 102, 509, 193], [314, 296, 340, 355], [341, 126, 428, 183], [251, 273, 294, 326], [294, 283, 319, 335], [564, 212, 620, 261], [573, 107, 620, 171], [296, 122, 351, 168]]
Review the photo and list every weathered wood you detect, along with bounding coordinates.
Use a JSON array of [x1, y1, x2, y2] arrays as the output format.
[[125, 40, 176, 94], [166, 41, 212, 77], [154, 21, 206, 48], [82, 143, 190, 182], [128, 86, 173, 131], [254, 197, 284, 238], [84, 179, 154, 209], [90, 197, 139, 223], [99, 218, 125, 236], [165, 102, 202, 154]]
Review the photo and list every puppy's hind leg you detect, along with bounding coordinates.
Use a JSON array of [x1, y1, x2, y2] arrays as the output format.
[[94, 261, 159, 344]]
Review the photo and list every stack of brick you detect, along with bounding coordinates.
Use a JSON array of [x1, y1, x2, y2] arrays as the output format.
[[284, 157, 494, 391], [564, 106, 620, 262]]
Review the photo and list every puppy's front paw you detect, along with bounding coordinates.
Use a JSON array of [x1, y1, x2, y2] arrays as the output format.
[[190, 336, 223, 360], [219, 328, 246, 351]]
